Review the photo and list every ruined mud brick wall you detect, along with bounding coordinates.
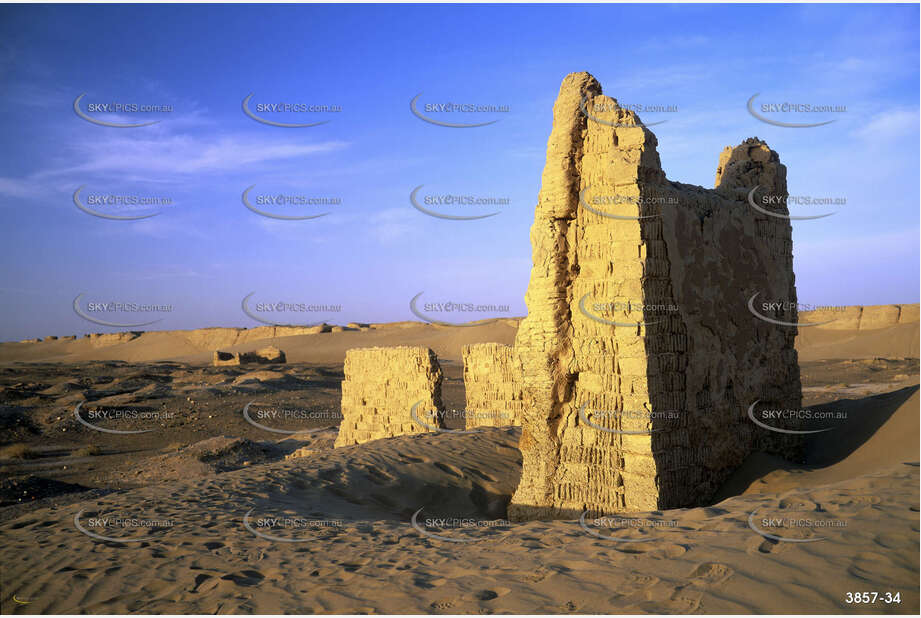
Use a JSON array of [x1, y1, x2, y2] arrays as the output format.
[[508, 72, 802, 520], [334, 346, 445, 447], [461, 344, 524, 428], [799, 304, 920, 330], [211, 346, 286, 366], [212, 350, 241, 366]]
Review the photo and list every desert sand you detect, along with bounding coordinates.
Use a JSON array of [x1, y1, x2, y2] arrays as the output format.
[[0, 312, 918, 614]]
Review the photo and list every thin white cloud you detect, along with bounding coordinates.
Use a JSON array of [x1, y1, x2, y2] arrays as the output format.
[[87, 215, 212, 241], [852, 108, 918, 144], [118, 268, 208, 281], [0, 177, 39, 199], [369, 207, 417, 244], [250, 216, 338, 243], [605, 63, 721, 93], [37, 133, 348, 178]]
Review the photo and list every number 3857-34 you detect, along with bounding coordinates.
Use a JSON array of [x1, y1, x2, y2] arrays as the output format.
[[844, 592, 901, 604]]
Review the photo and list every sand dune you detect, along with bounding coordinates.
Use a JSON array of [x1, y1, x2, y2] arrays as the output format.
[[0, 311, 918, 614], [1, 395, 917, 614], [796, 322, 919, 361], [717, 386, 919, 498]]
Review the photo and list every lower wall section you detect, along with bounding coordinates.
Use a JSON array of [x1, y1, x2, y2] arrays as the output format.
[[462, 343, 524, 428], [335, 346, 444, 447]]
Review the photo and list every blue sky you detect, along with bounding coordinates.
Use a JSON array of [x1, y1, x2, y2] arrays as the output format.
[[0, 3, 918, 341]]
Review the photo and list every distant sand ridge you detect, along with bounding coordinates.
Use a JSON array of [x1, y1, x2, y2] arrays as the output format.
[[10, 306, 915, 350], [800, 303, 920, 330]]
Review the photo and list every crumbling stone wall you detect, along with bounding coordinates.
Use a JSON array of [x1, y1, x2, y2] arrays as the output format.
[[212, 350, 241, 366], [89, 332, 141, 347], [800, 304, 920, 330], [211, 346, 286, 366], [335, 346, 445, 447], [508, 72, 802, 520], [462, 343, 524, 428]]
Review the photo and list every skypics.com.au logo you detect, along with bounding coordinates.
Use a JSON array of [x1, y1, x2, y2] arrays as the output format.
[[410, 93, 509, 128], [410, 507, 511, 543], [409, 292, 510, 327], [73, 294, 173, 328], [241, 293, 341, 327], [409, 185, 508, 220], [73, 186, 173, 221], [74, 93, 173, 128], [242, 186, 339, 220], [242, 93, 341, 127], [746, 94, 845, 128]]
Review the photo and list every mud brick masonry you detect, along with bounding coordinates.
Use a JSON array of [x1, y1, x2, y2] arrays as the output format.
[[335, 346, 445, 447], [506, 72, 802, 520], [462, 343, 525, 429]]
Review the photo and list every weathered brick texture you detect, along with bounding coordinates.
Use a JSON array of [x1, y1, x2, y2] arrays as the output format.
[[508, 72, 802, 520], [335, 346, 445, 447]]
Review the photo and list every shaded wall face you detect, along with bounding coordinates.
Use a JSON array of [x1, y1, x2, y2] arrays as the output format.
[[642, 178, 801, 508], [509, 74, 801, 520]]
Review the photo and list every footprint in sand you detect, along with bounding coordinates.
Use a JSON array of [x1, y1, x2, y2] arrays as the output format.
[[523, 566, 551, 583], [318, 467, 344, 482], [825, 495, 880, 512], [650, 543, 687, 559], [413, 576, 447, 589], [430, 598, 457, 610], [625, 573, 661, 589], [9, 519, 40, 530], [873, 533, 906, 549], [476, 587, 509, 602], [188, 573, 213, 593], [665, 589, 702, 612], [612, 544, 650, 555], [462, 467, 498, 483], [219, 570, 264, 586], [308, 566, 338, 577], [361, 466, 395, 484], [689, 562, 734, 586], [340, 558, 372, 572], [432, 461, 464, 478], [849, 551, 894, 581], [193, 575, 221, 594], [777, 497, 818, 510], [751, 536, 783, 555]]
